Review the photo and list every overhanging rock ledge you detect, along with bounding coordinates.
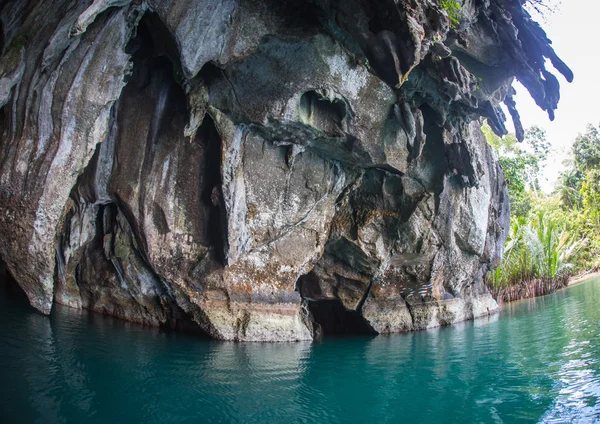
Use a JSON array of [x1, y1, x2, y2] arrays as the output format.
[[0, 0, 570, 340]]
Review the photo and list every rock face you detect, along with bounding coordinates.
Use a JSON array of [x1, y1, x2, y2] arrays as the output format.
[[0, 0, 570, 340]]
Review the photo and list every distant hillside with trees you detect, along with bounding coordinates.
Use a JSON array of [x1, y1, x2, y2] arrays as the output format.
[[484, 122, 600, 301]]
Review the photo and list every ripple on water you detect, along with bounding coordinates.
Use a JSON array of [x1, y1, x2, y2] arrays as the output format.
[[1, 278, 600, 423]]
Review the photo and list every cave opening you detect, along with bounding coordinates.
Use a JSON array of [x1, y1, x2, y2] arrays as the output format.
[[157, 304, 212, 338], [297, 270, 376, 336], [307, 300, 376, 336]]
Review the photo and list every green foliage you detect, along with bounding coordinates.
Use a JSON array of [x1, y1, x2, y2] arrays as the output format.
[[483, 123, 550, 219], [488, 213, 583, 288], [573, 124, 600, 172], [439, 0, 462, 28], [484, 119, 600, 287], [555, 167, 583, 209], [551, 124, 600, 270]]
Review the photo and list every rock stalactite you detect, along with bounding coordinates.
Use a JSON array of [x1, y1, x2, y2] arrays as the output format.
[[0, 0, 570, 341]]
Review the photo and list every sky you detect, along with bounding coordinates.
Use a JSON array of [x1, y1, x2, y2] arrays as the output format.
[[510, 0, 600, 191]]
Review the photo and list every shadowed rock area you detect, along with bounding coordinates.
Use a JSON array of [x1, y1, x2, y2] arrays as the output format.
[[0, 0, 570, 341]]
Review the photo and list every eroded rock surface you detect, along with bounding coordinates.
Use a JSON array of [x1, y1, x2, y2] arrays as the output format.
[[0, 0, 570, 340]]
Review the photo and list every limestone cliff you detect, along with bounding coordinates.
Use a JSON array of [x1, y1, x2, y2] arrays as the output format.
[[0, 0, 570, 340]]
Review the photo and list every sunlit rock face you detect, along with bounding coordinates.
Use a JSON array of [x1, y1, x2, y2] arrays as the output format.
[[0, 0, 570, 340]]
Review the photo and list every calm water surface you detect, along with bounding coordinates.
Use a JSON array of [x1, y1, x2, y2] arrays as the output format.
[[1, 278, 600, 423]]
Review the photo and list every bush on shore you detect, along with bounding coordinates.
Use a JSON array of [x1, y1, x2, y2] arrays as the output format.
[[486, 212, 582, 301], [482, 122, 600, 302]]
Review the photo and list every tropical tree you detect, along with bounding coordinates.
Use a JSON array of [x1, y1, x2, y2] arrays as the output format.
[[555, 167, 583, 209], [484, 119, 600, 292], [483, 123, 549, 218], [573, 124, 600, 172]]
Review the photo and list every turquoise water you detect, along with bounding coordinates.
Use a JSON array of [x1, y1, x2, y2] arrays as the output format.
[[1, 278, 600, 423]]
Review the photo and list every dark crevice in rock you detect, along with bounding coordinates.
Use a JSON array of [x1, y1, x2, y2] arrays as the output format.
[[242, 0, 324, 40], [0, 105, 5, 135], [197, 114, 226, 264], [358, 0, 417, 85], [0, 20, 4, 55], [368, 164, 404, 176], [363, 0, 403, 35], [71, 139, 103, 205], [364, 30, 410, 87], [414, 105, 447, 194], [278, 0, 324, 32], [403, 300, 417, 327], [53, 220, 70, 301], [126, 11, 185, 88], [101, 203, 117, 235]]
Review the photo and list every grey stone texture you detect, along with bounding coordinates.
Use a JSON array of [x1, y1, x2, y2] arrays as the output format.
[[0, 0, 570, 340]]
